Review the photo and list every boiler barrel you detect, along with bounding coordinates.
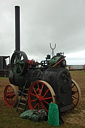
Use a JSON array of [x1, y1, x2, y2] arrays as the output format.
[[42, 68, 72, 112]]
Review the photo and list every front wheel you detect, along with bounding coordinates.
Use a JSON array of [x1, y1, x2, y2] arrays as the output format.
[[4, 84, 18, 107]]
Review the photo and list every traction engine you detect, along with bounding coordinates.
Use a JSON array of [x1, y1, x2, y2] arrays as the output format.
[[4, 51, 81, 113], [4, 6, 81, 115]]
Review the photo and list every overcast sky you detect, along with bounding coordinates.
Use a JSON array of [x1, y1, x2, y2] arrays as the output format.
[[0, 0, 85, 65]]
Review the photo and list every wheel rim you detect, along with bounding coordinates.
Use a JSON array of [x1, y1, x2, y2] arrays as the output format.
[[11, 51, 28, 76], [71, 79, 81, 109], [4, 84, 18, 107], [28, 80, 56, 112]]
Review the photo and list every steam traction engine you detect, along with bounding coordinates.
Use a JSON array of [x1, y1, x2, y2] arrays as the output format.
[[4, 6, 81, 114], [4, 51, 81, 113]]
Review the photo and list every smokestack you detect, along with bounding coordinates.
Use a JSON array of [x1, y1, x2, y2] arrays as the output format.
[[15, 6, 20, 51]]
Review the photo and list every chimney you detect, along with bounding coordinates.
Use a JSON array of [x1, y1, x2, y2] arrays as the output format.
[[15, 6, 20, 51]]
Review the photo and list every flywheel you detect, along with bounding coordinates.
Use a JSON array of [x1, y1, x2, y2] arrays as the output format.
[[11, 51, 28, 76]]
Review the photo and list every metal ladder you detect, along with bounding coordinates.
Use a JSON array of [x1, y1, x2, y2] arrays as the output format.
[[16, 82, 29, 112]]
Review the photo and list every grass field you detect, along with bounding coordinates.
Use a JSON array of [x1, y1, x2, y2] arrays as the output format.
[[0, 71, 85, 128]]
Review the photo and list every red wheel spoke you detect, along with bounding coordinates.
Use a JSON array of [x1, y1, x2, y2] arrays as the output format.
[[37, 83, 41, 94], [33, 87, 37, 96], [8, 89, 11, 92], [44, 96, 52, 100], [72, 84, 75, 88], [72, 102, 76, 106], [72, 91, 78, 95], [30, 92, 37, 97], [72, 95, 78, 100], [41, 102, 48, 112], [43, 100, 49, 105], [11, 93, 15, 97], [9, 92, 15, 98], [11, 92, 15, 96], [43, 89, 49, 97], [30, 99, 36, 102], [33, 103, 39, 109], [9, 93, 11, 98], [40, 84, 44, 96]]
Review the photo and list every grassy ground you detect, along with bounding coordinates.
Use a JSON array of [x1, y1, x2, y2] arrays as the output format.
[[0, 77, 8, 79], [0, 71, 85, 128]]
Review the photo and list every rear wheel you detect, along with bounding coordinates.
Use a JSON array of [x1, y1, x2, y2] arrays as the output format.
[[28, 80, 56, 112], [72, 79, 81, 109], [4, 84, 18, 107]]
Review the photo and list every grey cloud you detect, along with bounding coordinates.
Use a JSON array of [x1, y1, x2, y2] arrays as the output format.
[[0, 0, 85, 64]]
